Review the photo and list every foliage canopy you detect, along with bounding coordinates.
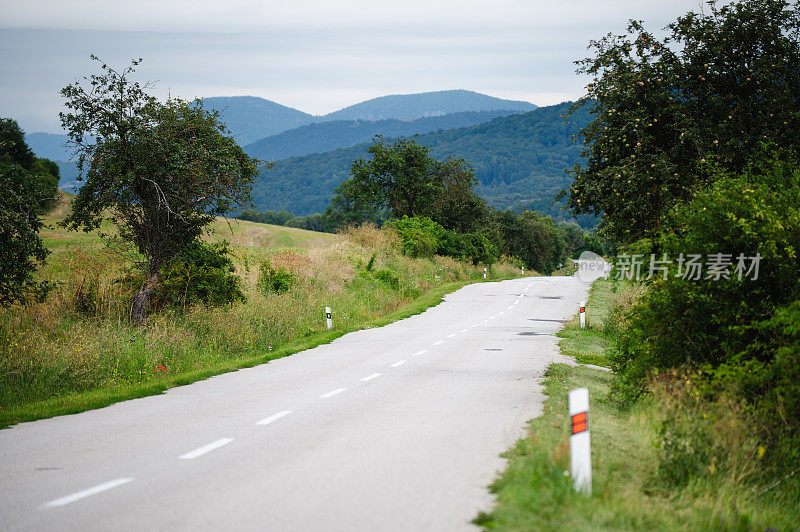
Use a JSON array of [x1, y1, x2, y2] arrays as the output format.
[[60, 57, 260, 322], [566, 0, 800, 243]]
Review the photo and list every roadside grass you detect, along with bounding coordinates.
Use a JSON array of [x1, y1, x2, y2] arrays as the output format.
[[0, 195, 522, 426], [556, 278, 615, 367], [477, 279, 800, 530]]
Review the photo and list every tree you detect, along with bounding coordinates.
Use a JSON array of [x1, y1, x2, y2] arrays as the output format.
[[60, 57, 260, 323], [0, 118, 57, 306], [565, 0, 800, 244], [339, 135, 486, 230]]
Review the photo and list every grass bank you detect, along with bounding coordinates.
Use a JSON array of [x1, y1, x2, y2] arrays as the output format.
[[0, 195, 522, 426], [477, 279, 800, 530]]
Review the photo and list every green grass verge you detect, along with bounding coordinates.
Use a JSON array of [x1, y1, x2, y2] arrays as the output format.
[[477, 279, 800, 530], [556, 278, 614, 367]]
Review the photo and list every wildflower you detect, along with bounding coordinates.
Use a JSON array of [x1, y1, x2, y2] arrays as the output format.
[[757, 446, 766, 459]]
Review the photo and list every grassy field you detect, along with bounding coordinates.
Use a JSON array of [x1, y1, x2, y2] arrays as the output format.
[[477, 279, 800, 531], [0, 192, 522, 426]]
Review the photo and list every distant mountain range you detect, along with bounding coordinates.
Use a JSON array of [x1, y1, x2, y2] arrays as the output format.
[[319, 89, 536, 122], [203, 90, 536, 145], [22, 91, 592, 224], [200, 96, 314, 146], [252, 102, 591, 220], [244, 110, 525, 161]]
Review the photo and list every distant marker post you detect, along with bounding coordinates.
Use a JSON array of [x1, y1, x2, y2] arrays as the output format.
[[579, 301, 586, 328], [569, 387, 592, 494], [483, 267, 487, 279], [325, 306, 333, 330]]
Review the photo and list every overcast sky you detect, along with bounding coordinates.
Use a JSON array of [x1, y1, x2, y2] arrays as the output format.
[[1, 0, 709, 134]]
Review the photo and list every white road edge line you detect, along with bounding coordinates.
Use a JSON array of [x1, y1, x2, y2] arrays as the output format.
[[42, 478, 134, 509], [411, 350, 427, 357], [498, 311, 505, 315], [179, 438, 234, 460], [320, 388, 347, 398], [513, 300, 520, 305], [433, 340, 444, 345], [481, 320, 488, 324], [361, 372, 383, 381], [489, 316, 496, 319], [256, 410, 293, 426], [447, 333, 457, 338], [507, 306, 513, 310], [391, 360, 406, 367], [460, 328, 469, 333]]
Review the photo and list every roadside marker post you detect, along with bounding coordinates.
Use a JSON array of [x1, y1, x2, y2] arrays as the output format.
[[522, 265, 525, 276], [483, 267, 487, 279], [579, 301, 586, 328], [325, 307, 332, 330], [569, 387, 592, 494]]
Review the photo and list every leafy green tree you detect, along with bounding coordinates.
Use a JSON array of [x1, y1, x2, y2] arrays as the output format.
[[489, 210, 567, 273], [60, 57, 259, 323], [565, 0, 800, 244], [0, 118, 58, 306], [343, 136, 486, 229]]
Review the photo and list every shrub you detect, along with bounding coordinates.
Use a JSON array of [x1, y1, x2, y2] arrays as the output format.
[[150, 241, 245, 310], [385, 216, 442, 258], [258, 260, 297, 294], [610, 152, 800, 465]]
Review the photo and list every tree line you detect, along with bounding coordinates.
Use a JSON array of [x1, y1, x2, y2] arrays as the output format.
[[242, 135, 606, 272], [566, 0, 800, 482]]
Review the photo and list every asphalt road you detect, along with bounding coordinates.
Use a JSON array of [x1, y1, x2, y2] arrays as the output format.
[[1, 274, 593, 531]]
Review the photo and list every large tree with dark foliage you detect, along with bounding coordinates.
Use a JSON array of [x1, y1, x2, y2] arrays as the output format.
[[565, 0, 800, 244], [60, 57, 259, 323], [0, 118, 59, 306], [337, 136, 486, 231]]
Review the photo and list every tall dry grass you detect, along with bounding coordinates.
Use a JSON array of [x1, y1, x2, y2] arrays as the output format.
[[0, 222, 518, 412]]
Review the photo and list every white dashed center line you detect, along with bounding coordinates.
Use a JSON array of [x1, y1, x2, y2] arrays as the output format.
[[498, 311, 505, 316], [320, 388, 347, 398], [42, 478, 134, 508], [179, 438, 234, 460], [433, 340, 444, 345], [489, 315, 496, 319], [481, 320, 488, 324], [460, 328, 469, 333], [256, 410, 293, 426], [411, 350, 427, 357], [513, 300, 519, 305], [360, 372, 382, 382], [507, 306, 514, 310], [447, 333, 457, 338], [391, 360, 406, 367]]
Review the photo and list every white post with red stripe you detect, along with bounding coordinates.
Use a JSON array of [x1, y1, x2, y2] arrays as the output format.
[[325, 307, 332, 330], [579, 301, 586, 328], [569, 387, 592, 493]]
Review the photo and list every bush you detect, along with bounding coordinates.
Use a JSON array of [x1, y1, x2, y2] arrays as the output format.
[[385, 216, 442, 258], [610, 152, 800, 465], [258, 260, 297, 294], [148, 241, 245, 310]]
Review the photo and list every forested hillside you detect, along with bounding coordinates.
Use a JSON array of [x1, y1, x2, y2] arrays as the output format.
[[322, 89, 536, 121], [252, 102, 590, 216], [243, 110, 523, 161], [200, 96, 316, 145]]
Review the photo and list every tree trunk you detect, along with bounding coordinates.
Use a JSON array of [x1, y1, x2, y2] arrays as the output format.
[[131, 271, 159, 325]]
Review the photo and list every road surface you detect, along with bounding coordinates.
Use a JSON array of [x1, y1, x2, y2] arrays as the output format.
[[1, 274, 593, 531]]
